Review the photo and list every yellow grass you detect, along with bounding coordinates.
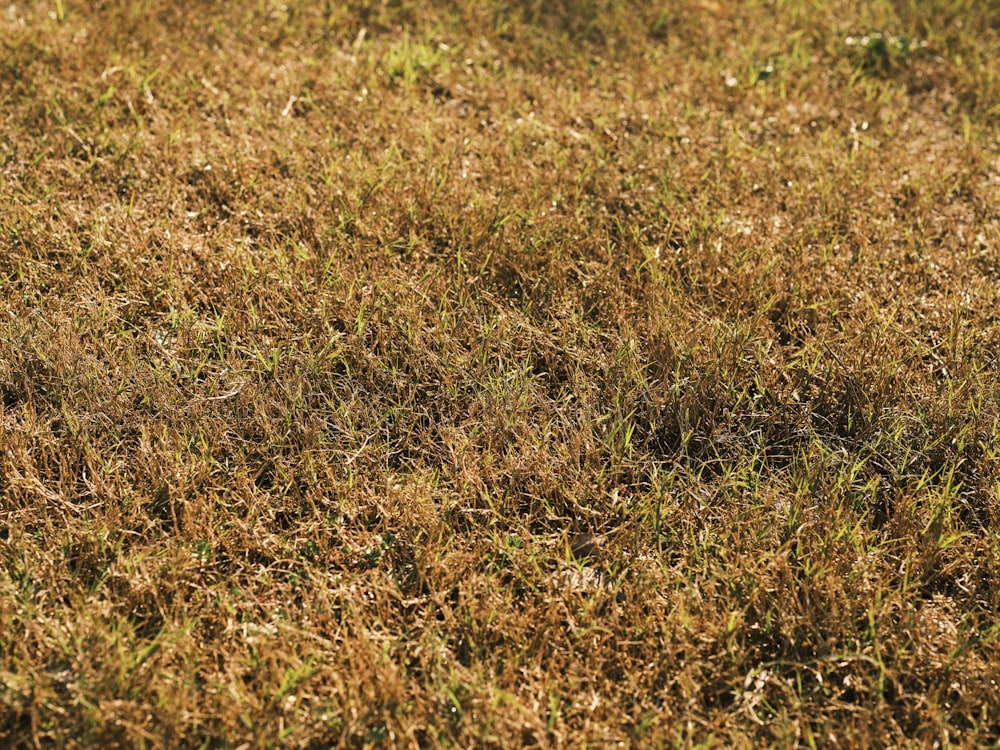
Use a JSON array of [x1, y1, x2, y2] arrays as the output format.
[[2, 0, 999, 746]]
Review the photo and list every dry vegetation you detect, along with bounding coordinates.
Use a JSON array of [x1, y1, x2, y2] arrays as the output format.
[[2, 0, 1000, 746]]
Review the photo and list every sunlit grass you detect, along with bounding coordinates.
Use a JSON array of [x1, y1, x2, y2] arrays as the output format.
[[1, 0, 999, 746]]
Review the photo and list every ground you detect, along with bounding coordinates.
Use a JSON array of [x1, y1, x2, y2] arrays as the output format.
[[1, 0, 1000, 747]]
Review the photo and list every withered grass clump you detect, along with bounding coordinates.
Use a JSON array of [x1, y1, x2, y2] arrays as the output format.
[[2, 0, 999, 746]]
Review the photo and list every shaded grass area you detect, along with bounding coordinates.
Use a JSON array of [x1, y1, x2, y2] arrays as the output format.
[[2, 0, 1000, 746]]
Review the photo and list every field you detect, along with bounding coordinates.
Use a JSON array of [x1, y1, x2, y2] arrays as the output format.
[[2, 0, 1000, 746]]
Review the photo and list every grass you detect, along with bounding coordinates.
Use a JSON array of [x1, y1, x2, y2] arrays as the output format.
[[1, 0, 999, 746]]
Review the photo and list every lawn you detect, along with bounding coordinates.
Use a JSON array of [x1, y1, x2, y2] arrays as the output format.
[[2, 0, 999, 746]]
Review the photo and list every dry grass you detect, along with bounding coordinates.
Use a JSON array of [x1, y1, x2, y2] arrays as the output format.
[[2, 0, 1000, 747]]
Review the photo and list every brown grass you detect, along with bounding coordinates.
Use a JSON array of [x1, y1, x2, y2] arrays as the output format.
[[2, 0, 1000, 746]]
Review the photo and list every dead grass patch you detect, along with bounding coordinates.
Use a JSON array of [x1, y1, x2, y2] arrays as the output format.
[[2, 0, 1000, 746]]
